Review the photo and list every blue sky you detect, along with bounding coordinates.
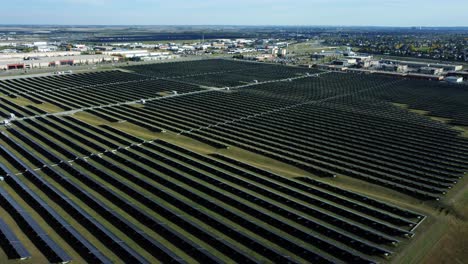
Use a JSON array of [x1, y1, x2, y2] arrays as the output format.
[[1, 0, 467, 26]]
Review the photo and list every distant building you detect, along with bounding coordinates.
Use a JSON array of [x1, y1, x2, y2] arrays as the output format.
[[72, 44, 89, 52], [102, 49, 150, 58], [0, 49, 17, 54], [445, 76, 463, 83], [447, 71, 468, 80], [195, 44, 211, 50], [211, 43, 227, 49], [140, 54, 180, 61], [180, 45, 195, 51], [380, 59, 463, 72], [318, 64, 348, 71], [37, 45, 58, 52], [347, 68, 446, 81], [420, 67, 444, 75], [0, 51, 80, 60], [0, 54, 118, 70], [358, 60, 372, 68], [255, 54, 274, 61], [0, 42, 17, 47], [33, 41, 47, 46], [381, 63, 408, 73], [278, 48, 287, 56], [235, 39, 253, 44], [333, 59, 357, 67], [94, 46, 114, 51], [271, 48, 279, 56], [311, 50, 341, 60], [406, 73, 444, 81], [345, 55, 373, 62], [345, 55, 373, 68]]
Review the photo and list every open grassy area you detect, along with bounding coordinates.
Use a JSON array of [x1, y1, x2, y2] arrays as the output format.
[[454, 126, 468, 138], [392, 173, 468, 264]]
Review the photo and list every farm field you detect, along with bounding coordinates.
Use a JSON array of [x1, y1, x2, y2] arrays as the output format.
[[0, 58, 467, 263]]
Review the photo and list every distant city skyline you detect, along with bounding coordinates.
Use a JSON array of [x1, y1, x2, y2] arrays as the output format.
[[1, 0, 467, 27]]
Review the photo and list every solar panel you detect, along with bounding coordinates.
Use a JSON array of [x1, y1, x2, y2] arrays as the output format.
[[0, 187, 71, 263], [0, 218, 31, 260]]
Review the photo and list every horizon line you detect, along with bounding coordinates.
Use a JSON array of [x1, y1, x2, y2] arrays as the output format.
[[1, 24, 468, 28]]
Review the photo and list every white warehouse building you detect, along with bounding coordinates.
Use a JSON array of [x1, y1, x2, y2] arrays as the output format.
[[102, 49, 150, 58]]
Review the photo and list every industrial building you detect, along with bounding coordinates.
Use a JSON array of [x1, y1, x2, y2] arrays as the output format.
[[94, 46, 114, 51], [0, 54, 118, 70], [379, 59, 463, 72], [445, 76, 464, 83], [447, 71, 468, 80], [317, 64, 348, 71], [278, 48, 287, 56], [311, 51, 341, 60], [101, 50, 176, 60], [380, 63, 408, 73], [139, 54, 180, 61], [406, 73, 444, 81], [102, 49, 150, 58], [346, 68, 445, 81], [345, 55, 373, 68], [419, 67, 444, 75], [0, 51, 81, 60]]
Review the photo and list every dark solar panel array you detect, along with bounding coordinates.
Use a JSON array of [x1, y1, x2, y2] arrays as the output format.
[[0, 218, 31, 260]]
